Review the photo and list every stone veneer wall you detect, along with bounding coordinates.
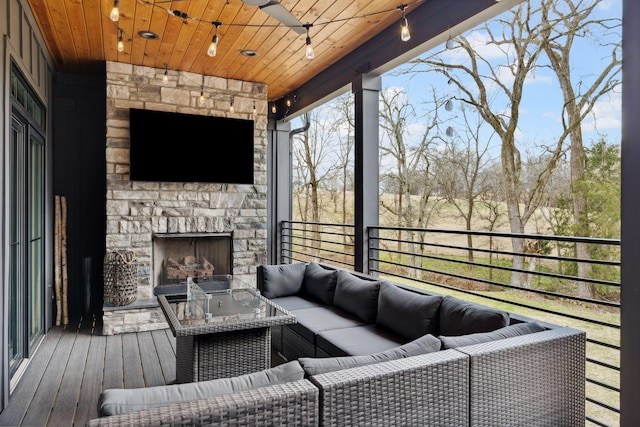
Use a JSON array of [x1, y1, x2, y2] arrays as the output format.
[[103, 61, 268, 334]]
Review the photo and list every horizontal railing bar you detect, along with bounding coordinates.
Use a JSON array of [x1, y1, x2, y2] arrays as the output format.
[[375, 245, 619, 288], [586, 397, 620, 414], [586, 377, 620, 392], [371, 256, 620, 309], [281, 253, 353, 269], [373, 236, 620, 268], [285, 228, 355, 239], [585, 415, 611, 427], [587, 338, 620, 351], [587, 357, 620, 371], [370, 267, 620, 329], [285, 220, 355, 229], [285, 241, 353, 259], [285, 233, 356, 249], [371, 225, 620, 246]]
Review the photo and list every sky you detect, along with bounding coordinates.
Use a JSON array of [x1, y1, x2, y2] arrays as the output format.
[[380, 0, 623, 155], [290, 0, 622, 165]]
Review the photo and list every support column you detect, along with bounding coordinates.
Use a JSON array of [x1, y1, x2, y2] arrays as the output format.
[[266, 119, 292, 265], [353, 74, 381, 275]]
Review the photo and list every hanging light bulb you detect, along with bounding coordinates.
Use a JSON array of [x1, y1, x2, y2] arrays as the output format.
[[162, 64, 169, 84], [198, 85, 205, 106], [304, 24, 314, 60], [398, 5, 410, 42], [445, 99, 453, 111], [117, 28, 124, 52], [446, 126, 454, 137], [207, 22, 221, 57], [271, 103, 277, 114], [446, 33, 455, 50], [110, 0, 120, 22], [252, 101, 257, 116], [229, 96, 234, 113]]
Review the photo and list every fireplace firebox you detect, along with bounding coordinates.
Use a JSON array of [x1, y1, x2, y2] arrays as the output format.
[[152, 233, 232, 294]]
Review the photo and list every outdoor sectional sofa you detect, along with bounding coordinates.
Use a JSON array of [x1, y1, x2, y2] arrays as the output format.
[[90, 262, 586, 426]]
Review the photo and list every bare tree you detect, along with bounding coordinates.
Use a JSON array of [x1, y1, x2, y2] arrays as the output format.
[[379, 86, 440, 272], [538, 0, 621, 298], [433, 104, 497, 264], [411, 1, 565, 287]]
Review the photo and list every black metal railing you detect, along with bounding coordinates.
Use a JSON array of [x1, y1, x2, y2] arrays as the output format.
[[281, 220, 620, 427]]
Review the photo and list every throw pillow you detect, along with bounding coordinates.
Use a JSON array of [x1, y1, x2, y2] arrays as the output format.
[[376, 282, 443, 340], [439, 296, 510, 337], [333, 270, 382, 322], [98, 360, 305, 416], [259, 263, 307, 299], [298, 333, 441, 376], [301, 262, 338, 305], [438, 321, 546, 349]]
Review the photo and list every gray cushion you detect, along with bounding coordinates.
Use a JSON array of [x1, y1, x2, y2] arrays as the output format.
[[98, 360, 304, 416], [439, 321, 546, 349], [289, 306, 367, 343], [271, 295, 324, 311], [439, 296, 510, 336], [316, 324, 407, 356], [376, 282, 443, 340], [299, 333, 441, 376], [260, 263, 306, 298], [333, 270, 381, 322], [302, 262, 338, 305]]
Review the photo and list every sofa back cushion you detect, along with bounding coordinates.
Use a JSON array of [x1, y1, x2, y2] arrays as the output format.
[[439, 296, 509, 337], [298, 333, 441, 376], [333, 270, 381, 322], [438, 321, 546, 349], [376, 282, 443, 340], [98, 360, 305, 416], [259, 263, 307, 299], [301, 262, 339, 305]]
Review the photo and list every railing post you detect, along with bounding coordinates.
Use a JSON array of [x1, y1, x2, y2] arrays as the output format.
[[353, 74, 380, 275], [267, 118, 292, 265]]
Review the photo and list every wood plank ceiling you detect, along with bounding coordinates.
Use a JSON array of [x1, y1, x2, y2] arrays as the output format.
[[26, 0, 421, 101]]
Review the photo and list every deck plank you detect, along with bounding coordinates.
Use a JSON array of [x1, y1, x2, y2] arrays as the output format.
[[138, 332, 166, 388], [21, 324, 77, 426], [151, 329, 176, 384], [121, 333, 145, 389], [102, 334, 123, 390], [47, 322, 92, 427], [0, 327, 63, 426], [74, 325, 107, 426]]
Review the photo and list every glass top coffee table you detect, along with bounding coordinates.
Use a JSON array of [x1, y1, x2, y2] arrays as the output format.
[[157, 277, 296, 383]]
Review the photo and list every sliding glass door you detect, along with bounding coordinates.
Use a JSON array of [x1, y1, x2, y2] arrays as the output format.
[[9, 67, 46, 379]]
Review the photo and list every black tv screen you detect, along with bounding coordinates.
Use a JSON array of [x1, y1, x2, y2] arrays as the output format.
[[129, 108, 254, 184]]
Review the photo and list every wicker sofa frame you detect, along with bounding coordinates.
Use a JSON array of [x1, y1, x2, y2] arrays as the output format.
[[89, 264, 585, 426]]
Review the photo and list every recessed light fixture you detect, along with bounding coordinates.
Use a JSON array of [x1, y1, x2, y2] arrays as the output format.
[[138, 30, 159, 40], [240, 49, 258, 57]]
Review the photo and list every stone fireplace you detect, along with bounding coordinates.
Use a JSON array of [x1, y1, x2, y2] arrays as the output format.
[[102, 61, 268, 335]]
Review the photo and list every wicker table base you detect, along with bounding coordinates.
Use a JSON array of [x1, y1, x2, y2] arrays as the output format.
[[176, 328, 271, 383]]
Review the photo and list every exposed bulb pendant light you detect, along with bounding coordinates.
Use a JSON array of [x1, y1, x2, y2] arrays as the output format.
[[110, 0, 120, 22], [446, 29, 455, 50], [117, 28, 124, 52], [229, 96, 234, 113], [199, 85, 205, 106], [304, 24, 314, 60], [208, 22, 221, 57], [398, 5, 410, 42], [271, 103, 277, 114], [163, 64, 169, 84], [252, 101, 257, 116]]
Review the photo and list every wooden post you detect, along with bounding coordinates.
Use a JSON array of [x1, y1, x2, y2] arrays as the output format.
[[61, 195, 69, 325], [54, 195, 62, 326]]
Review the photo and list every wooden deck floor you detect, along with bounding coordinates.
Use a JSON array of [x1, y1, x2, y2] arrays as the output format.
[[0, 316, 177, 427]]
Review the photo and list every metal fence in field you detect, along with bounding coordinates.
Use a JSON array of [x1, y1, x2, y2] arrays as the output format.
[[281, 220, 620, 427]]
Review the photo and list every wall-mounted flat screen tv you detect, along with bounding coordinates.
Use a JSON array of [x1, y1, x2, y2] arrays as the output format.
[[129, 108, 254, 184]]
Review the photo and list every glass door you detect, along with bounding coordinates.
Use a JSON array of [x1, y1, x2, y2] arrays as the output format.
[[9, 67, 46, 378]]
